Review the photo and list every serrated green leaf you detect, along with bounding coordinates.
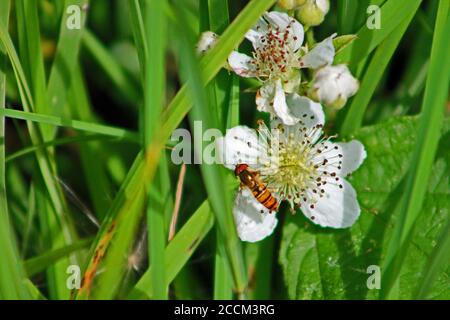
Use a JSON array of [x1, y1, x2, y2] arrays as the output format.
[[280, 116, 450, 299]]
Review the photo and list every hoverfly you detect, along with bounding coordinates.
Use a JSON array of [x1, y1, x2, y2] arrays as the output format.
[[234, 164, 278, 213]]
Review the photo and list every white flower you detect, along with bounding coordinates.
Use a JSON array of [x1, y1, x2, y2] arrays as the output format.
[[309, 64, 359, 110], [228, 11, 336, 125], [216, 97, 366, 242], [196, 31, 218, 55]]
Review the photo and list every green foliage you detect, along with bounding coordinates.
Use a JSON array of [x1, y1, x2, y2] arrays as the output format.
[[0, 0, 448, 301], [280, 117, 450, 299]]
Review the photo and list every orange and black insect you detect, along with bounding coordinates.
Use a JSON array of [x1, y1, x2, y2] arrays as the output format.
[[235, 164, 278, 213]]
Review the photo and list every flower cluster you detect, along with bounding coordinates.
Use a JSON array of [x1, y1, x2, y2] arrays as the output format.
[[201, 10, 365, 242]]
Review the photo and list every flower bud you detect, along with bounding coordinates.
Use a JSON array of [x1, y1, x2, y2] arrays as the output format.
[[309, 64, 359, 110], [278, 0, 307, 10], [295, 0, 330, 27], [196, 31, 218, 55]]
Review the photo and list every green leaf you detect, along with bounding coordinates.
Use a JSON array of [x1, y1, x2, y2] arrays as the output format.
[[280, 116, 450, 299], [333, 35, 357, 55], [381, 0, 450, 298]]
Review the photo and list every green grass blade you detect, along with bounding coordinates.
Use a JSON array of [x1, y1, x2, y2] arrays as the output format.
[[128, 0, 148, 80], [340, 6, 418, 136], [78, 0, 275, 299], [0, 108, 140, 143], [24, 238, 93, 277], [0, 0, 31, 300], [381, 0, 450, 299], [68, 65, 115, 218], [46, 0, 88, 138], [337, 0, 358, 33], [1, 1, 82, 299], [144, 0, 169, 300], [335, 0, 422, 66], [214, 233, 233, 299], [204, 0, 234, 299], [5, 134, 118, 163], [129, 201, 214, 299], [173, 3, 247, 296]]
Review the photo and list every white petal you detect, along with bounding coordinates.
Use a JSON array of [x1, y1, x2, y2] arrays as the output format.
[[233, 189, 278, 242], [264, 12, 304, 52], [301, 179, 360, 228], [316, 0, 330, 14], [312, 140, 366, 177], [288, 18, 304, 52], [336, 140, 366, 176], [337, 66, 359, 97], [286, 94, 325, 143], [299, 33, 336, 69], [245, 18, 269, 49], [228, 51, 257, 78], [264, 11, 292, 30], [216, 126, 265, 170], [196, 31, 218, 55], [273, 79, 299, 126], [256, 82, 276, 113]]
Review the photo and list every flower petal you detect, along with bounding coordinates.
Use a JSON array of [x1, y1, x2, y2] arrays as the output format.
[[196, 31, 218, 55], [216, 126, 265, 170], [299, 33, 336, 69], [314, 140, 366, 176], [264, 12, 304, 52], [301, 179, 360, 228], [273, 79, 299, 126], [233, 189, 278, 242], [245, 18, 269, 49], [228, 51, 257, 78], [288, 18, 304, 52], [256, 82, 276, 114], [285, 94, 325, 143], [264, 11, 292, 30]]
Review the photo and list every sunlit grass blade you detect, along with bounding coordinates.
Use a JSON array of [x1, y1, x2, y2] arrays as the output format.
[[340, 6, 418, 136], [3, 1, 83, 299], [129, 201, 214, 299], [381, 0, 450, 299], [173, 2, 247, 297], [204, 0, 234, 299], [75, 152, 144, 299], [335, 0, 422, 66], [5, 134, 118, 163], [144, 0, 169, 300], [128, 0, 148, 80], [0, 0, 31, 300], [46, 0, 88, 138], [77, 0, 275, 299], [0, 108, 140, 142]]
